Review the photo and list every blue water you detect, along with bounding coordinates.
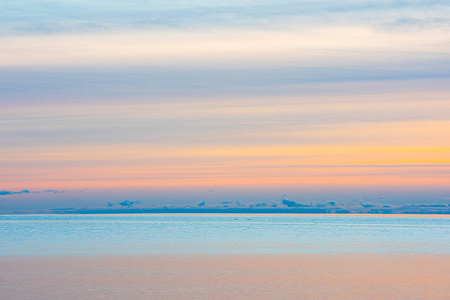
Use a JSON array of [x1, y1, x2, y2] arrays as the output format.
[[1, 214, 449, 256]]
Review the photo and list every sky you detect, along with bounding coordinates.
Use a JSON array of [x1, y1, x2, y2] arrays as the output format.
[[1, 0, 450, 211]]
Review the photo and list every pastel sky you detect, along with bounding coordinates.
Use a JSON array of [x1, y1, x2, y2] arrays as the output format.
[[1, 0, 450, 210]]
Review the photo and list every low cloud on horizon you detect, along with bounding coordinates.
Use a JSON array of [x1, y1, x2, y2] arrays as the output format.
[[0, 189, 65, 196]]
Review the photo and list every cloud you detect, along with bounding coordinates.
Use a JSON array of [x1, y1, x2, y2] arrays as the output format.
[[2, 24, 449, 69], [360, 203, 376, 208], [0, 189, 30, 195], [50, 207, 73, 211], [282, 199, 309, 208], [43, 190, 65, 193], [0, 189, 64, 196], [281, 195, 309, 208], [198, 201, 206, 207], [118, 200, 143, 208], [418, 204, 447, 208], [3, 0, 449, 38]]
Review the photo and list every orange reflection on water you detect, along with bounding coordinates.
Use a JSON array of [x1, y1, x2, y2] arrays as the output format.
[[2, 253, 449, 299]]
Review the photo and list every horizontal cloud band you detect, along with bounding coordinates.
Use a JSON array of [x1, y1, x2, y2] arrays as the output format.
[[0, 189, 63, 196]]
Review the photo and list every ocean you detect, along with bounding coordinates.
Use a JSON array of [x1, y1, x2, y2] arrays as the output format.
[[1, 214, 449, 299]]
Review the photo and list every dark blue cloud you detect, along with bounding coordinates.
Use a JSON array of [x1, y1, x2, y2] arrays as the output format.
[[118, 200, 143, 208], [43, 189, 63, 193], [360, 203, 376, 208], [0, 189, 30, 195], [282, 199, 309, 208], [0, 189, 65, 196], [281, 195, 309, 208]]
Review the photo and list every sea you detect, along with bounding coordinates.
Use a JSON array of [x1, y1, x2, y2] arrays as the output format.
[[1, 214, 449, 299]]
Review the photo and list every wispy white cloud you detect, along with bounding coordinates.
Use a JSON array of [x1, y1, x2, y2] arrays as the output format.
[[1, 26, 448, 68], [1, 0, 448, 35]]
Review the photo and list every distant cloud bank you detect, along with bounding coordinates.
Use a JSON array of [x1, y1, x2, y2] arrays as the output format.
[[0, 189, 64, 196], [118, 200, 143, 208], [0, 189, 30, 195], [3, 197, 449, 215]]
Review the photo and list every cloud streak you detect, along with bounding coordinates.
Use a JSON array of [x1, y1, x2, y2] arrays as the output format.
[[1, 26, 449, 68], [0, 189, 30, 195], [1, 0, 448, 36], [0, 189, 64, 196]]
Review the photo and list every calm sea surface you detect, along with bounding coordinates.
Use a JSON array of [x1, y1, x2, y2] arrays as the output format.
[[2, 214, 449, 256]]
